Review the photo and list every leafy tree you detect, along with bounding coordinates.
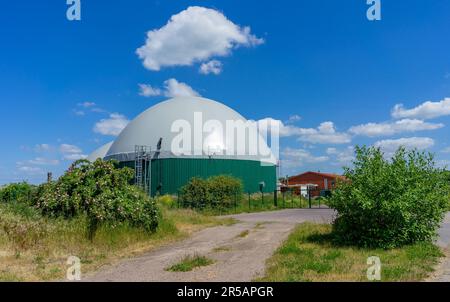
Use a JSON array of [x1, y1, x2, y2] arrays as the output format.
[[34, 159, 159, 240], [329, 146, 449, 249]]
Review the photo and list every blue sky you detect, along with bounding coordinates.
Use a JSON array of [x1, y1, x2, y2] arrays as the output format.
[[1, 0, 449, 184]]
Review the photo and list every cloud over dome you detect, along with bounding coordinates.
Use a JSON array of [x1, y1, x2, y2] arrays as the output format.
[[136, 6, 263, 71]]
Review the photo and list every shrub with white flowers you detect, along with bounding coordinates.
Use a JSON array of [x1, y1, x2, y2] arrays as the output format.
[[35, 159, 159, 240]]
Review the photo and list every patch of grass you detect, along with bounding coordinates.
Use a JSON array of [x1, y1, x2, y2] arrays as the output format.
[[166, 254, 215, 272], [236, 230, 250, 238], [258, 223, 443, 282], [0, 202, 228, 281], [254, 222, 267, 230], [0, 270, 23, 282], [213, 246, 232, 253]]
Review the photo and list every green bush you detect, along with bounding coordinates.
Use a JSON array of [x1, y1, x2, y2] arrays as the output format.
[[180, 175, 243, 209], [208, 175, 243, 208], [180, 177, 212, 209], [34, 159, 159, 240], [157, 195, 176, 208], [0, 182, 36, 204], [329, 146, 450, 249]]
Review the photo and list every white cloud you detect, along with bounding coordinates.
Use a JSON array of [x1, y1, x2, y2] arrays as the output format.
[[17, 166, 44, 175], [374, 137, 435, 155], [286, 115, 302, 124], [59, 144, 88, 161], [326, 146, 355, 165], [78, 102, 96, 108], [138, 79, 200, 98], [60, 144, 82, 154], [326, 147, 338, 155], [257, 118, 351, 144], [391, 98, 450, 120], [163, 78, 200, 98], [74, 102, 107, 116], [297, 122, 351, 144], [281, 147, 329, 169], [73, 110, 85, 116], [34, 144, 52, 152], [442, 147, 450, 153], [136, 6, 263, 71], [63, 153, 88, 160], [138, 83, 162, 97], [28, 158, 60, 166], [199, 60, 223, 75], [93, 113, 130, 136], [349, 119, 444, 137]]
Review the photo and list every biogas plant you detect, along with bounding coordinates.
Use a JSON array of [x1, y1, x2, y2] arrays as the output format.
[[87, 96, 279, 196]]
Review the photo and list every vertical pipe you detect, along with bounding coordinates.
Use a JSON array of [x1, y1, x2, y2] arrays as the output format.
[[308, 186, 312, 209], [261, 192, 264, 208], [274, 190, 277, 207]]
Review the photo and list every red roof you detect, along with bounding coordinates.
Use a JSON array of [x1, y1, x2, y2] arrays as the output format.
[[289, 171, 346, 180]]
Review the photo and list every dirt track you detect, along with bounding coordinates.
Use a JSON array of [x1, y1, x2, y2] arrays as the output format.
[[83, 209, 335, 282]]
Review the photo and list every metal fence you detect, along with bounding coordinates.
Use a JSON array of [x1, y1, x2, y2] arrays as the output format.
[[174, 186, 330, 214]]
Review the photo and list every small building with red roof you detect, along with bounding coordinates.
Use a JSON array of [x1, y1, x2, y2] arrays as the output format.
[[283, 171, 345, 197]]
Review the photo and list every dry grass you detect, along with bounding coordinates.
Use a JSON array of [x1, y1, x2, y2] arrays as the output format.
[[212, 246, 232, 253], [258, 223, 443, 282], [0, 205, 234, 281]]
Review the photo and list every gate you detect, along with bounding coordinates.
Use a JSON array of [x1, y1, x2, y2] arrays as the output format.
[[274, 186, 329, 209]]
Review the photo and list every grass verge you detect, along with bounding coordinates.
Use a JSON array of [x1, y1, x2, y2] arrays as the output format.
[[258, 223, 443, 282], [0, 202, 234, 281], [187, 196, 328, 216], [166, 254, 215, 272]]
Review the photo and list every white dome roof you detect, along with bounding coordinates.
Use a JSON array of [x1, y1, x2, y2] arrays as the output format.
[[105, 96, 277, 165], [87, 142, 114, 162]]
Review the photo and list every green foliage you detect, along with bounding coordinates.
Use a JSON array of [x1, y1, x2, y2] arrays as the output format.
[[0, 182, 36, 204], [34, 159, 159, 240], [166, 254, 215, 272], [157, 195, 176, 208], [329, 146, 450, 249], [180, 175, 243, 209], [208, 175, 243, 208]]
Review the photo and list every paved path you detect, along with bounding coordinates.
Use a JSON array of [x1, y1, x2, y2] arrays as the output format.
[[428, 213, 450, 282], [84, 209, 335, 282]]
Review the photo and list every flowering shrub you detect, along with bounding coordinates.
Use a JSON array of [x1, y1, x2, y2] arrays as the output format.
[[329, 146, 450, 249], [34, 159, 159, 240]]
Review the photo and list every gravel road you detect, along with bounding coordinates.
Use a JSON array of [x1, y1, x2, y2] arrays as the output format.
[[83, 209, 335, 282], [427, 212, 450, 282]]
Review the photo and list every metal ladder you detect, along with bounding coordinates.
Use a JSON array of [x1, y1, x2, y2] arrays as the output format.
[[134, 145, 151, 195]]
